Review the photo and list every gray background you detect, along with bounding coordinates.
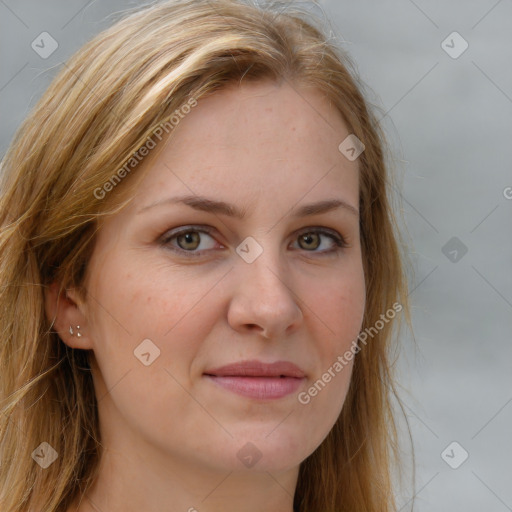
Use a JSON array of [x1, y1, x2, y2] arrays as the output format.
[[1, 0, 511, 510]]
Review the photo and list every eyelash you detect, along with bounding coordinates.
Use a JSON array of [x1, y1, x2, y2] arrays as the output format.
[[159, 225, 348, 258]]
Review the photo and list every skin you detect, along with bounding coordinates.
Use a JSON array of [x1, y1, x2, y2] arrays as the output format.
[[46, 79, 366, 512]]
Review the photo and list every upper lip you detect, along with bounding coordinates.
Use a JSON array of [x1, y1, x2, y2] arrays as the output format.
[[204, 359, 306, 378]]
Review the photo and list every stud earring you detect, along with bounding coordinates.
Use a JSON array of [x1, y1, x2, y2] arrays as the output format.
[[69, 325, 82, 337]]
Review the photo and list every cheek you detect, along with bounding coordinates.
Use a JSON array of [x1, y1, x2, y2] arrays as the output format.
[[296, 260, 364, 422], [85, 258, 226, 437], [307, 262, 366, 349], [87, 252, 225, 378]]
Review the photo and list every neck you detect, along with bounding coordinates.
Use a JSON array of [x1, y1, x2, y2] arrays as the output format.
[[73, 448, 298, 512]]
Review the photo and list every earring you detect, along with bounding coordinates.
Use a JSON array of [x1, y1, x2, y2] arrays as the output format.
[[69, 325, 82, 337]]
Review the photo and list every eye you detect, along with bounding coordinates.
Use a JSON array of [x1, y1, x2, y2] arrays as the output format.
[[160, 226, 220, 256], [293, 228, 347, 255], [159, 225, 347, 258]]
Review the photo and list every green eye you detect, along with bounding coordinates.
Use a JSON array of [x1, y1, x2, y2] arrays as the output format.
[[160, 226, 347, 258]]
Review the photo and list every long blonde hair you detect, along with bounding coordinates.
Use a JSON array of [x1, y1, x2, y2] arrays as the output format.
[[0, 1, 411, 510]]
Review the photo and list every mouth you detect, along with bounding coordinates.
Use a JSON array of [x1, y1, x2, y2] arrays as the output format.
[[203, 360, 306, 400]]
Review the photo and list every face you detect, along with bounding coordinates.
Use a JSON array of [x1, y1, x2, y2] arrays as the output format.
[[72, 80, 365, 475]]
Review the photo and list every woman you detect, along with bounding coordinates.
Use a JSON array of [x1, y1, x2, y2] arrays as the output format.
[[0, 1, 411, 510]]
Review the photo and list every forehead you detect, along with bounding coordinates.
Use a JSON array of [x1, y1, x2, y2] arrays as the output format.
[[126, 79, 360, 215]]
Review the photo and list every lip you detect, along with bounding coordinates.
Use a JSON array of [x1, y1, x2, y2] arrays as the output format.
[[204, 360, 306, 400], [205, 360, 306, 378]]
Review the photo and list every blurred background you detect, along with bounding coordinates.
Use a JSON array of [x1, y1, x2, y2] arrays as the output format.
[[1, 0, 511, 510]]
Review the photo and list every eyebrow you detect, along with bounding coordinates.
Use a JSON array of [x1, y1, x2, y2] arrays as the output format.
[[137, 194, 359, 218]]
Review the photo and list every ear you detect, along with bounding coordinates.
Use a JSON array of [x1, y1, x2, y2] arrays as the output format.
[[44, 281, 93, 350]]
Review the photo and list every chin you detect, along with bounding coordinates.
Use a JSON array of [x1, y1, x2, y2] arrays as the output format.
[[212, 428, 317, 473]]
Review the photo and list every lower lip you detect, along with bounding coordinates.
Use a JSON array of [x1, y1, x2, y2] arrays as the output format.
[[204, 375, 305, 400]]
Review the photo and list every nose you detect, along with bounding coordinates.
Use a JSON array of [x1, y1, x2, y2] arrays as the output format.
[[227, 247, 303, 340]]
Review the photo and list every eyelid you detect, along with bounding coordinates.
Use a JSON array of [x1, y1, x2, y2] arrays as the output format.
[[159, 224, 348, 257], [159, 225, 220, 256]]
